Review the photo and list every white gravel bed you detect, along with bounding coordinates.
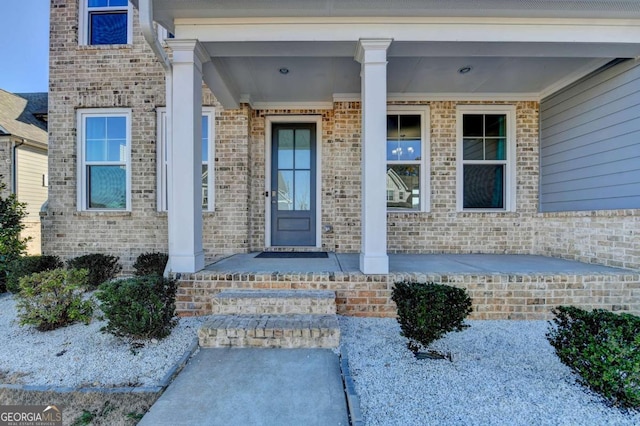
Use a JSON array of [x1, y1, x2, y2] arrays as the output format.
[[0, 294, 204, 388], [340, 317, 640, 426]]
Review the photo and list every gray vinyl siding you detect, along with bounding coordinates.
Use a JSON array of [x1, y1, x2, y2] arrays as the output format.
[[540, 59, 640, 212], [16, 144, 48, 220]]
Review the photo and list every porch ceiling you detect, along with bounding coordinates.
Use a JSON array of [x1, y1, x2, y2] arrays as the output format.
[[208, 44, 612, 104]]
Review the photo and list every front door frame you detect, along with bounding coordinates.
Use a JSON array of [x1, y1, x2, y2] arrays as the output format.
[[265, 115, 322, 248]]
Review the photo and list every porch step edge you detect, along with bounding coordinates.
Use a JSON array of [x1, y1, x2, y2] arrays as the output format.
[[198, 314, 340, 349]]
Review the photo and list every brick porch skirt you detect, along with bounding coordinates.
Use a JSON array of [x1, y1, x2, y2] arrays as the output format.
[[175, 271, 640, 320]]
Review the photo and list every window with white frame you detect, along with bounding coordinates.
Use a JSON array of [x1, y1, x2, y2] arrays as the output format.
[[77, 109, 131, 211], [457, 105, 516, 211], [79, 0, 132, 46], [157, 108, 215, 212], [386, 107, 430, 211]]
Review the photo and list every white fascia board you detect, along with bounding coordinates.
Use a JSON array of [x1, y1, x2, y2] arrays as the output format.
[[175, 17, 640, 44], [250, 101, 334, 110]]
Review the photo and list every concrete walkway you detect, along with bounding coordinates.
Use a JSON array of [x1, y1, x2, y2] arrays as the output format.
[[139, 348, 349, 426]]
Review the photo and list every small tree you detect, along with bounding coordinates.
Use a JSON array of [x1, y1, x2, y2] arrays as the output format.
[[0, 182, 30, 292]]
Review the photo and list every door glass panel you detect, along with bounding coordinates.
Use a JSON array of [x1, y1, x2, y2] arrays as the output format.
[[294, 129, 311, 169], [277, 129, 294, 169], [294, 170, 311, 210], [277, 170, 294, 211]]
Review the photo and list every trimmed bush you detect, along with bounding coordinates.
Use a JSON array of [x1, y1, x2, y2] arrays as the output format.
[[392, 281, 472, 353], [0, 182, 29, 292], [67, 254, 122, 289], [6, 255, 64, 294], [16, 268, 94, 331], [97, 275, 178, 340], [133, 252, 168, 276], [547, 306, 640, 408]]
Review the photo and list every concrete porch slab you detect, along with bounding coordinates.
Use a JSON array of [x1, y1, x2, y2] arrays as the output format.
[[204, 253, 632, 275]]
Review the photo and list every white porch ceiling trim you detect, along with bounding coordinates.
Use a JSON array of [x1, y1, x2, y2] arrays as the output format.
[[538, 58, 614, 99], [333, 93, 542, 103], [175, 17, 640, 45]]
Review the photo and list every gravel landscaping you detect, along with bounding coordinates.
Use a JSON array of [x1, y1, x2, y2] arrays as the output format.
[[3, 290, 640, 425], [0, 294, 204, 388], [340, 316, 640, 426]]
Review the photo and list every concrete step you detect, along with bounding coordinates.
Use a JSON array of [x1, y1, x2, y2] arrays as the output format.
[[211, 290, 337, 315], [198, 314, 340, 349]]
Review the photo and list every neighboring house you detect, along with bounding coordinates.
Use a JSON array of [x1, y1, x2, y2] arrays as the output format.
[[45, 0, 640, 278], [0, 90, 48, 254]]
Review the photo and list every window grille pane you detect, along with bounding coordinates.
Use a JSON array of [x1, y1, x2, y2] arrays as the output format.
[[87, 165, 126, 209], [202, 164, 208, 209], [90, 11, 127, 45], [463, 138, 483, 160], [485, 115, 506, 137], [463, 164, 504, 209], [386, 165, 420, 210], [89, 0, 128, 7], [463, 114, 483, 137], [485, 138, 506, 160]]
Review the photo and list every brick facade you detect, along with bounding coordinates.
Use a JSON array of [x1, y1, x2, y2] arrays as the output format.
[[45, 1, 639, 275]]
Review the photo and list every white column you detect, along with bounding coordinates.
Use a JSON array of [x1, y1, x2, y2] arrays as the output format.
[[166, 40, 209, 273], [355, 39, 391, 274]]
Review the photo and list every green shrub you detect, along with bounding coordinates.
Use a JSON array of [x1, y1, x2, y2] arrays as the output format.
[[547, 306, 640, 408], [133, 252, 168, 276], [6, 255, 64, 293], [16, 268, 94, 331], [97, 275, 178, 340], [392, 281, 472, 353], [0, 182, 29, 292], [66, 254, 122, 289]]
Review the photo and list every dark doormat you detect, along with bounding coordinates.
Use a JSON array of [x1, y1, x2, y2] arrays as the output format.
[[255, 252, 329, 259]]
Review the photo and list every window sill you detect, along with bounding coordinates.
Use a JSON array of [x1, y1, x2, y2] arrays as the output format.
[[77, 44, 133, 50], [74, 210, 132, 217], [387, 209, 428, 214]]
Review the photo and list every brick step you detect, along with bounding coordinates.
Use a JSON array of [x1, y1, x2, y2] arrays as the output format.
[[198, 314, 340, 349], [211, 290, 337, 315]]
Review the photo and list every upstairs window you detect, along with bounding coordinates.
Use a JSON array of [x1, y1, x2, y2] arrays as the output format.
[[80, 0, 132, 46]]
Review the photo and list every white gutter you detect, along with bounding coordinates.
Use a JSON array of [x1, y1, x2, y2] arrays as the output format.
[[138, 0, 171, 72]]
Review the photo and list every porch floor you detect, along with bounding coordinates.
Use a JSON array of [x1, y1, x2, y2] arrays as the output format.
[[203, 253, 631, 275]]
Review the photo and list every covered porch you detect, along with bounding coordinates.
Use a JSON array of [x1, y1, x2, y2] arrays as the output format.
[[175, 254, 640, 319], [135, 0, 640, 276]]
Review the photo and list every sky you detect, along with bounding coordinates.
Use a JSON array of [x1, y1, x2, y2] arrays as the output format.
[[0, 0, 50, 93]]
